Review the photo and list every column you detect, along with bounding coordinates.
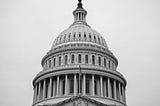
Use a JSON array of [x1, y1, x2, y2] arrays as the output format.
[[114, 80, 117, 100], [74, 74, 77, 95], [65, 74, 68, 96], [38, 82, 41, 101], [53, 80, 56, 96], [83, 74, 86, 95], [107, 77, 111, 98], [49, 77, 52, 97], [119, 82, 122, 101], [43, 79, 46, 99], [56, 76, 59, 96], [100, 76, 103, 97], [103, 79, 106, 97], [33, 86, 36, 103], [34, 85, 38, 103], [92, 75, 95, 96], [124, 86, 126, 103]]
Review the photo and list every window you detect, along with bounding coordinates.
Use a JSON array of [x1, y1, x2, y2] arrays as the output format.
[[92, 55, 95, 65], [74, 33, 76, 40], [104, 58, 106, 67], [45, 80, 49, 98], [84, 33, 86, 40], [79, 32, 81, 40], [94, 80, 97, 95], [86, 78, 90, 94], [98, 36, 100, 43], [59, 56, 61, 66], [62, 79, 65, 95], [65, 55, 68, 65], [78, 54, 81, 63], [89, 33, 91, 41], [111, 80, 114, 99], [85, 55, 88, 64], [53, 58, 56, 66], [98, 57, 101, 66], [49, 59, 51, 68], [94, 35, 96, 42], [71, 54, 74, 63], [69, 79, 74, 94]]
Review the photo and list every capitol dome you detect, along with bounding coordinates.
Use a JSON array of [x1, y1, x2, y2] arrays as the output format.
[[32, 0, 127, 106], [51, 23, 108, 49]]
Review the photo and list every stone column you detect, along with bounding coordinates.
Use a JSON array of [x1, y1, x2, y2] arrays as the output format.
[[83, 74, 86, 95], [92, 75, 95, 96], [107, 77, 111, 98], [56, 76, 59, 96], [124, 86, 126, 103], [53, 80, 56, 96], [49, 77, 52, 97], [34, 85, 38, 102], [100, 76, 103, 97], [38, 82, 41, 101], [43, 79, 46, 99], [114, 80, 117, 100], [65, 74, 68, 96], [119, 82, 122, 101], [74, 74, 77, 95], [33, 86, 36, 103], [103, 79, 106, 97]]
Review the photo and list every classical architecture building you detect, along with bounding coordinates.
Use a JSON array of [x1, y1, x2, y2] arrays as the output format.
[[32, 0, 127, 106]]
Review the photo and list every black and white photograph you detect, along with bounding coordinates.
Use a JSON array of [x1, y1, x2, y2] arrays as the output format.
[[0, 0, 160, 106]]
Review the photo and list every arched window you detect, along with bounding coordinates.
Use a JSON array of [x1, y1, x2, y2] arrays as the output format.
[[92, 55, 95, 65], [84, 33, 86, 40], [78, 54, 81, 63], [98, 36, 100, 43], [85, 55, 88, 64], [98, 56, 101, 66], [79, 32, 81, 40], [74, 32, 76, 40], [71, 54, 74, 63], [59, 56, 61, 66], [49, 59, 51, 68], [104, 58, 106, 67], [89, 33, 91, 41], [94, 35, 96, 42], [65, 55, 68, 65]]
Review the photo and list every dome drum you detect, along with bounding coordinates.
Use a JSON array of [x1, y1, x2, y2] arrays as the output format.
[[42, 44, 118, 68]]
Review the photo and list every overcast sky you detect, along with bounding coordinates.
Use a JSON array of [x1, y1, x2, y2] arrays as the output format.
[[0, 0, 160, 106]]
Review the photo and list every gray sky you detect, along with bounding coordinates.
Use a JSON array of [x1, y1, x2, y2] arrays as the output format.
[[0, 0, 160, 106]]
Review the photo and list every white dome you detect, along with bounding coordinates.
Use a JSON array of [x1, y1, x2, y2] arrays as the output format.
[[51, 24, 108, 49]]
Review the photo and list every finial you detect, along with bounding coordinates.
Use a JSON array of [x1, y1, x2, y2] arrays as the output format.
[[78, 0, 83, 8], [78, 0, 82, 3]]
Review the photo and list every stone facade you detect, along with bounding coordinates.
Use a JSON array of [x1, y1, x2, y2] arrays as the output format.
[[32, 0, 127, 106]]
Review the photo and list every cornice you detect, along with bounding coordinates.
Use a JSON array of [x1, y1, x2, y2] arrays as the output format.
[[32, 64, 126, 86]]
